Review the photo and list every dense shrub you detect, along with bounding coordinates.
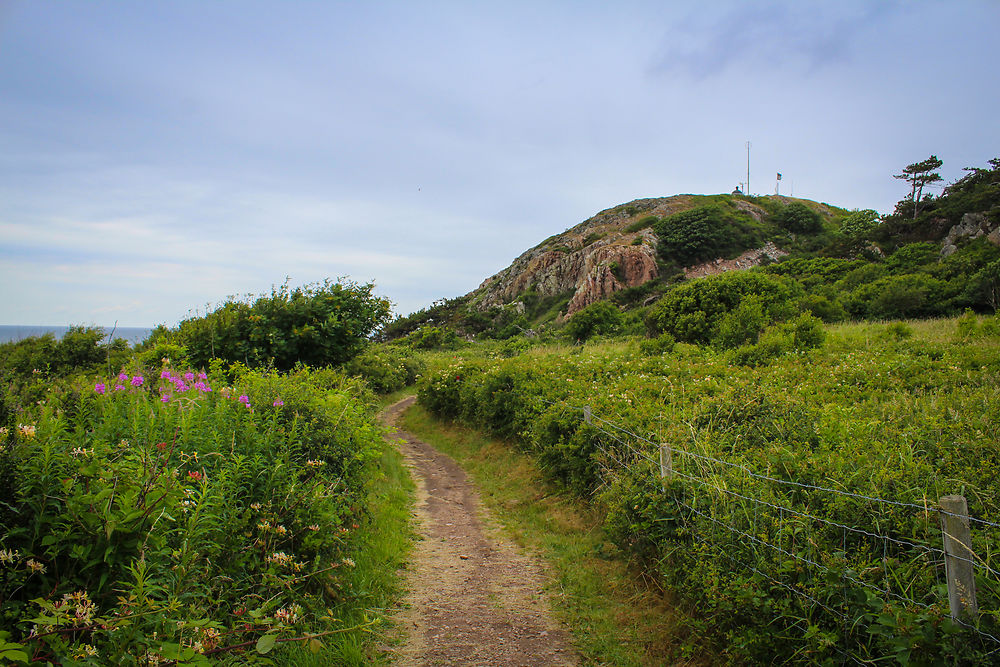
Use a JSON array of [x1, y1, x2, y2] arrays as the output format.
[[771, 201, 822, 234], [564, 301, 623, 342], [638, 332, 676, 356], [168, 280, 392, 371], [0, 364, 382, 663], [839, 208, 881, 241], [399, 325, 463, 350], [343, 344, 424, 393], [654, 205, 741, 265], [645, 271, 800, 344], [847, 273, 952, 319], [416, 326, 1000, 662], [0, 327, 132, 381]]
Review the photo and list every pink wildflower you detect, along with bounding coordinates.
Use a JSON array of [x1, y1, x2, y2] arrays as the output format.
[[184, 372, 195, 382], [161, 394, 171, 403], [131, 375, 144, 387], [238, 395, 250, 405], [94, 383, 105, 394], [273, 398, 284, 407], [114, 384, 125, 392], [197, 372, 207, 380], [160, 370, 172, 379]]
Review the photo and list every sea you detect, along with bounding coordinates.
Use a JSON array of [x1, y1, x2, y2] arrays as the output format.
[[0, 325, 154, 346]]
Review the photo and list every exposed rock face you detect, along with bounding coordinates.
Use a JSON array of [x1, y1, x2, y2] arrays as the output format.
[[684, 242, 788, 279], [941, 212, 1000, 257], [470, 194, 779, 317], [474, 197, 698, 315]]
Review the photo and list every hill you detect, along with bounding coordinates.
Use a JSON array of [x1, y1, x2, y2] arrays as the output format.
[[382, 157, 1000, 343]]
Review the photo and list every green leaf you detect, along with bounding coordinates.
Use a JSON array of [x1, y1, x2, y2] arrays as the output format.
[[256, 633, 277, 655], [0, 647, 29, 662]]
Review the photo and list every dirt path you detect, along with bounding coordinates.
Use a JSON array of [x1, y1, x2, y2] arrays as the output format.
[[380, 397, 580, 667]]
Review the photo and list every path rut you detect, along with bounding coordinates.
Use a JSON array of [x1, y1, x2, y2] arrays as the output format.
[[381, 396, 580, 667]]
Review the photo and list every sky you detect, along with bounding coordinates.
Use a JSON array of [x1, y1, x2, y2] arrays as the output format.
[[1, 1, 998, 327]]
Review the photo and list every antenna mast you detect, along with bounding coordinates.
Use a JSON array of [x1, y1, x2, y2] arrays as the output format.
[[746, 141, 751, 195]]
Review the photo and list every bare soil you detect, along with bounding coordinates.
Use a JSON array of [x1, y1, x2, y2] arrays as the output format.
[[380, 397, 581, 667]]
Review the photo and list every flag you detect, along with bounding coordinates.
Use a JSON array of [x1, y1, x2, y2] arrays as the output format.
[[776, 172, 782, 180]]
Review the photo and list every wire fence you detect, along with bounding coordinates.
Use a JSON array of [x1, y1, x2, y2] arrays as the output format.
[[566, 396, 1000, 657], [439, 383, 1000, 659]]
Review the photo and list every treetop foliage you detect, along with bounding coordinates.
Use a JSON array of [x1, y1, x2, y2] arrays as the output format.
[[157, 279, 392, 371]]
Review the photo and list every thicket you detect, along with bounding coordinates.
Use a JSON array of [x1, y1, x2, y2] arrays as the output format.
[[644, 271, 800, 347], [156, 280, 392, 371], [876, 157, 1000, 246], [417, 319, 1000, 662], [0, 327, 131, 380], [0, 361, 387, 664], [563, 301, 623, 342], [654, 203, 765, 266]]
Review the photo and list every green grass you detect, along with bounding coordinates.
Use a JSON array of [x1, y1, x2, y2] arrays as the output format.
[[398, 403, 709, 666]]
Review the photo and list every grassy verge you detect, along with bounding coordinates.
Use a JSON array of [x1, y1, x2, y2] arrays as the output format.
[[398, 402, 710, 666], [290, 399, 416, 666]]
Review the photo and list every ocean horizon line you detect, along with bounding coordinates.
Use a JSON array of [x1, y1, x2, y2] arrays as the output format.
[[0, 325, 155, 345]]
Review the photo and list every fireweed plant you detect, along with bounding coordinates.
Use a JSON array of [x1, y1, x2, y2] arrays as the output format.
[[0, 361, 384, 665]]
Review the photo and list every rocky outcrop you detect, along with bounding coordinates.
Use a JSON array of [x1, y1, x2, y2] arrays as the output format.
[[469, 194, 782, 318], [941, 212, 1000, 257], [565, 243, 659, 314], [684, 242, 788, 279], [473, 196, 697, 315]]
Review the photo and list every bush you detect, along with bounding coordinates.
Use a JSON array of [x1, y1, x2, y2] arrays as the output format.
[[402, 325, 463, 350], [654, 205, 732, 265], [343, 345, 424, 393], [771, 201, 822, 234], [0, 364, 383, 663], [646, 271, 800, 344], [847, 274, 951, 320], [727, 325, 792, 366], [564, 301, 623, 342], [714, 295, 768, 349], [639, 333, 676, 356], [169, 280, 392, 371], [797, 294, 848, 323], [839, 208, 881, 241], [790, 312, 826, 350]]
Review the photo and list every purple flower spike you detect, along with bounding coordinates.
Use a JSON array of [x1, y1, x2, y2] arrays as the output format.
[[161, 394, 171, 403], [94, 382, 106, 394], [131, 376, 144, 387], [118, 372, 129, 383], [273, 398, 284, 407], [238, 395, 250, 405], [160, 370, 172, 379], [184, 372, 195, 382], [114, 384, 125, 392], [197, 372, 207, 380]]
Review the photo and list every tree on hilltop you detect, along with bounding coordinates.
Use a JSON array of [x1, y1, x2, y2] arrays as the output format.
[[894, 155, 943, 220]]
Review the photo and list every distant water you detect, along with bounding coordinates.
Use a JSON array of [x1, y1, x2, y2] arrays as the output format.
[[0, 325, 154, 346]]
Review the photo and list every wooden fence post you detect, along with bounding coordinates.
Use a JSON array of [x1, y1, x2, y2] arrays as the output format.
[[940, 495, 978, 621], [583, 405, 592, 425], [659, 444, 673, 487]]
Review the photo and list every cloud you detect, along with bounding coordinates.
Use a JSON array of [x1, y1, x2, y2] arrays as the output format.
[[649, 1, 899, 79]]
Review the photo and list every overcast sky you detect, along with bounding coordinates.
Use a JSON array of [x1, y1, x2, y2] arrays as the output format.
[[1, 1, 998, 327]]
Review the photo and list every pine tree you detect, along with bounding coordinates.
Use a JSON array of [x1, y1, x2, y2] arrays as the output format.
[[894, 155, 943, 219]]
